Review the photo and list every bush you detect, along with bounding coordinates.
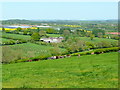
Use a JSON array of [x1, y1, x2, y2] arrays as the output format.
[[71, 47, 120, 56], [71, 51, 93, 56], [94, 47, 120, 54]]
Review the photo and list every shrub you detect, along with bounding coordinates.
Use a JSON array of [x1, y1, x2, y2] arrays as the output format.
[[2, 46, 24, 64], [71, 47, 120, 56], [71, 51, 93, 56], [94, 47, 120, 54]]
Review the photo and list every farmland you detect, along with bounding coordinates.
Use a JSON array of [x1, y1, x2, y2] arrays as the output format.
[[79, 37, 117, 43], [1, 32, 31, 41], [47, 34, 61, 37], [2, 52, 118, 88], [1, 19, 119, 88], [0, 38, 16, 45], [2, 42, 67, 63]]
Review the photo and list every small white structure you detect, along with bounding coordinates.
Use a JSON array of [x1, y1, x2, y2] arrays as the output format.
[[40, 37, 63, 43], [37, 26, 51, 28]]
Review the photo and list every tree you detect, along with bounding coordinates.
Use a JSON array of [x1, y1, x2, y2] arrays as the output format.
[[59, 28, 64, 34], [45, 28, 57, 34], [92, 29, 105, 37], [98, 32, 103, 38], [90, 34, 94, 40], [63, 30, 71, 41], [2, 27, 5, 31], [16, 27, 22, 31], [73, 30, 82, 37], [50, 47, 62, 56], [31, 32, 40, 41], [2, 46, 23, 63], [39, 30, 46, 37], [29, 31, 33, 36], [23, 30, 28, 35], [36, 27, 40, 32], [63, 30, 70, 36], [59, 27, 71, 34], [79, 29, 86, 37], [86, 32, 92, 37]]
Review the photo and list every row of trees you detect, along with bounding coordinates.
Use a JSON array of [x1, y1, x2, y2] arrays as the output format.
[[57, 37, 118, 53]]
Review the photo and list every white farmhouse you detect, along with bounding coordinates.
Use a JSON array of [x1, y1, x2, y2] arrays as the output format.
[[40, 37, 63, 43]]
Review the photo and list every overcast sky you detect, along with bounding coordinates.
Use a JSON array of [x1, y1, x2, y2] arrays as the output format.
[[1, 2, 118, 20]]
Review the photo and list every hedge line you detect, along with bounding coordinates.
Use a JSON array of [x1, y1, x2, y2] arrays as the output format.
[[10, 55, 49, 63], [2, 40, 27, 45], [70, 47, 120, 56], [9, 47, 120, 64]]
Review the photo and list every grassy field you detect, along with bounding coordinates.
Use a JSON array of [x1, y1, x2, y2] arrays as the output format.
[[79, 37, 117, 43], [2, 42, 67, 62], [47, 34, 61, 37], [2, 38, 12, 42], [2, 52, 118, 88], [0, 38, 16, 45], [2, 32, 31, 41], [6, 42, 66, 55]]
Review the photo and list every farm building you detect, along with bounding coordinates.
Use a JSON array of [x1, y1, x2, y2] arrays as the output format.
[[40, 37, 64, 43]]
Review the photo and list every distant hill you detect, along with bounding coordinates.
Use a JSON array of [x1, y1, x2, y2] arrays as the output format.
[[1, 19, 118, 25]]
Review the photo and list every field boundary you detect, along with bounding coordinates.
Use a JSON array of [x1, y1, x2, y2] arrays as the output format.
[[7, 47, 120, 64]]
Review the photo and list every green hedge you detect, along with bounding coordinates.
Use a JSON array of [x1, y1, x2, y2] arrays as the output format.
[[10, 47, 120, 64], [71, 47, 120, 56]]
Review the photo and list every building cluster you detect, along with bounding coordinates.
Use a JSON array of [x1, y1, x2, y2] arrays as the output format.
[[40, 37, 64, 43]]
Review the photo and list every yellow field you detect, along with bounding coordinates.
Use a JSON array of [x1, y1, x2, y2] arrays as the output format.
[[0, 28, 16, 31], [0, 27, 38, 31], [64, 25, 81, 27]]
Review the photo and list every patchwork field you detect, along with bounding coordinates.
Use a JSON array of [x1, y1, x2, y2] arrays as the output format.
[[2, 52, 118, 88]]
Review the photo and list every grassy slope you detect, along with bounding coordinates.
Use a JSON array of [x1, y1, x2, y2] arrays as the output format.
[[79, 37, 117, 43], [2, 38, 12, 42], [2, 42, 67, 59], [0, 38, 16, 45], [2, 52, 118, 88], [47, 34, 61, 37], [2, 32, 31, 40]]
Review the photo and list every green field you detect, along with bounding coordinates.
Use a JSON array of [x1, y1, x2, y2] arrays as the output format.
[[2, 38, 12, 42], [2, 32, 31, 41], [79, 37, 117, 43], [2, 42, 67, 62], [47, 34, 61, 37], [6, 42, 66, 55], [0, 38, 16, 44], [2, 52, 118, 88]]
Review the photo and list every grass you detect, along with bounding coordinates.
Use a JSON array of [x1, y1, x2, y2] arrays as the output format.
[[2, 32, 31, 41], [79, 37, 117, 43], [2, 52, 118, 88], [2, 38, 12, 42], [2, 42, 67, 60], [1, 38, 17, 42], [0, 38, 16, 45], [47, 34, 61, 37]]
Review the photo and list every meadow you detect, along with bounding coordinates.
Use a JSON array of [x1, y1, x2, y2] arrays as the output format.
[[2, 38, 12, 42], [47, 34, 61, 37], [1, 20, 119, 88], [2, 42, 67, 63], [2, 32, 31, 41], [2, 52, 118, 88], [79, 37, 117, 43], [0, 38, 16, 45]]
